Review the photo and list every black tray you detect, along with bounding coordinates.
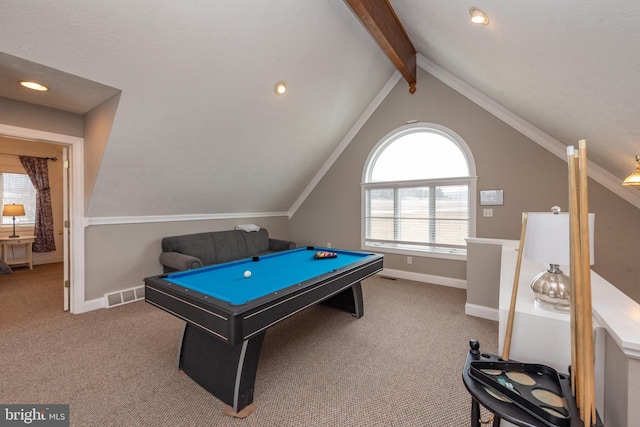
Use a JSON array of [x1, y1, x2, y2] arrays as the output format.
[[469, 359, 570, 426]]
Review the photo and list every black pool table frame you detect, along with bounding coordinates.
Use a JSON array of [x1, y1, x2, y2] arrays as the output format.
[[144, 247, 383, 414]]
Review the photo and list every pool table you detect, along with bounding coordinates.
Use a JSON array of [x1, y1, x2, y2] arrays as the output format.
[[144, 246, 383, 414]]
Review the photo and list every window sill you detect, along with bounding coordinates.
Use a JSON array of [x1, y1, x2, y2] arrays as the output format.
[[362, 243, 467, 261]]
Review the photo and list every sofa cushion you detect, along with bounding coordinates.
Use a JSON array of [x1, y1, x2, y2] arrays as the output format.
[[211, 230, 249, 264], [162, 232, 219, 266], [242, 229, 270, 255]]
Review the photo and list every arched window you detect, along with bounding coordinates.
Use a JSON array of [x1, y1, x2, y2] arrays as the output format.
[[361, 124, 477, 259]]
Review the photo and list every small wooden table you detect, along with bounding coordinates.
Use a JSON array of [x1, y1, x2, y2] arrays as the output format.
[[0, 235, 35, 269]]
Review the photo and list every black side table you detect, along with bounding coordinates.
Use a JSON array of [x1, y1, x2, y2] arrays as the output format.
[[462, 340, 603, 427]]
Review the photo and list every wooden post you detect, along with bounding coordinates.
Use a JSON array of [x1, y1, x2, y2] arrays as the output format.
[[501, 213, 528, 361]]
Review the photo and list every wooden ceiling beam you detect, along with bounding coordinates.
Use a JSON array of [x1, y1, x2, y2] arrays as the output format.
[[345, 0, 417, 93]]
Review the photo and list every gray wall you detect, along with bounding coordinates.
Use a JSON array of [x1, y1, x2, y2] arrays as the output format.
[[602, 331, 640, 426], [466, 240, 504, 310], [0, 97, 83, 136], [0, 94, 121, 214], [289, 67, 640, 303], [83, 93, 121, 213], [84, 216, 291, 300]]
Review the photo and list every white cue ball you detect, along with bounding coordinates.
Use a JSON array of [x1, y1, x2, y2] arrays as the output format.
[[244, 270, 252, 278]]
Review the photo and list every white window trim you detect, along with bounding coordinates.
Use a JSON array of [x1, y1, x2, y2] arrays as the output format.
[[360, 122, 477, 260]]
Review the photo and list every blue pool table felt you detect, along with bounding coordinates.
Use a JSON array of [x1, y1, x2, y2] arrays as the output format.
[[165, 248, 371, 305]]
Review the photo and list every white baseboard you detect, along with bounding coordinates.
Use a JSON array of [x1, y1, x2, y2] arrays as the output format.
[[32, 256, 64, 265], [80, 297, 106, 313], [379, 268, 467, 289], [465, 303, 498, 321]]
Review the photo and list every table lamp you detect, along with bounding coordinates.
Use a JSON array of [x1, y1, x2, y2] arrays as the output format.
[[2, 203, 25, 238], [522, 207, 594, 312]]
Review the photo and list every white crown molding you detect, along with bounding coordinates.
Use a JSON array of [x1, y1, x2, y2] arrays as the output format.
[[87, 211, 289, 226], [417, 54, 640, 210], [288, 71, 403, 218]]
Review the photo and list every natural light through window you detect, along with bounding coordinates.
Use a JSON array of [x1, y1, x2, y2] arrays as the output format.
[[362, 124, 476, 259], [370, 132, 469, 181], [1, 173, 37, 226]]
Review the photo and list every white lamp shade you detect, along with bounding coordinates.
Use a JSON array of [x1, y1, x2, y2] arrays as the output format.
[[523, 212, 595, 266]]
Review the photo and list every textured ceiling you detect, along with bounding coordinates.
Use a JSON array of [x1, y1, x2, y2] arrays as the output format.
[[0, 0, 639, 218], [0, 52, 120, 114], [0, 0, 394, 216], [389, 0, 640, 182]]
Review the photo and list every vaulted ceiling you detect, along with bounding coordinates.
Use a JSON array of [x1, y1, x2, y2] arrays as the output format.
[[1, 1, 639, 218]]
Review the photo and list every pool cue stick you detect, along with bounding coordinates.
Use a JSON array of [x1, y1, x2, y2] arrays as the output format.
[[501, 212, 528, 361], [567, 146, 580, 397], [569, 148, 587, 418], [578, 139, 596, 425], [571, 146, 589, 421]]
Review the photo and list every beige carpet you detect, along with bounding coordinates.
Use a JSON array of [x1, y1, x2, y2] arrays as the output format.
[[0, 263, 498, 426]]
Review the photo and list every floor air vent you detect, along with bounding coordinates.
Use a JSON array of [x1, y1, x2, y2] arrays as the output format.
[[105, 286, 145, 308]]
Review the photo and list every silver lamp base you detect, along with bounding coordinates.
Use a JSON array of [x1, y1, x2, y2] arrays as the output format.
[[530, 264, 570, 313]]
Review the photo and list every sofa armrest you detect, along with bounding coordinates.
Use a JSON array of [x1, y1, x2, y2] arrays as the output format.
[[268, 238, 296, 252], [159, 252, 203, 272]]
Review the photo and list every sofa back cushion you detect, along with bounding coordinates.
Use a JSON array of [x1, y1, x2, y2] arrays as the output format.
[[161, 228, 271, 266], [211, 230, 249, 264], [241, 228, 270, 255]]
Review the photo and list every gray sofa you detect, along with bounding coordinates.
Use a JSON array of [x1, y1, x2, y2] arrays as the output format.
[[159, 228, 296, 273]]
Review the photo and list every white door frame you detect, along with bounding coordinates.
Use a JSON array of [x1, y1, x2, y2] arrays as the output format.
[[62, 146, 70, 311], [0, 124, 86, 313]]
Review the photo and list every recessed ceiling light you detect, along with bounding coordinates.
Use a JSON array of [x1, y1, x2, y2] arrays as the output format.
[[19, 80, 49, 91], [469, 7, 489, 25], [274, 81, 287, 95]]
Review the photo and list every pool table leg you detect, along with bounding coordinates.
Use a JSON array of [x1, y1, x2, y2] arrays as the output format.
[[323, 282, 364, 318], [178, 323, 266, 413], [176, 321, 187, 370]]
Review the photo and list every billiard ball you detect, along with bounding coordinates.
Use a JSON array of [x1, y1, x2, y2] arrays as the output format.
[[244, 270, 252, 278]]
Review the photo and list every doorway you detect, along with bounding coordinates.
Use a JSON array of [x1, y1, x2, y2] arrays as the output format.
[[0, 124, 85, 313]]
